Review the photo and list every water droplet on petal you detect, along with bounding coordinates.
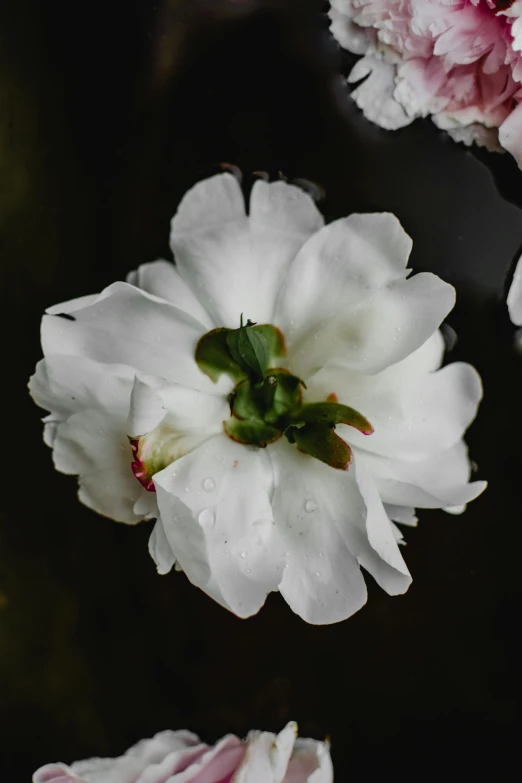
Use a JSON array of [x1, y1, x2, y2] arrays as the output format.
[[202, 477, 216, 492], [184, 486, 191, 493], [240, 551, 247, 559], [315, 571, 321, 577], [198, 508, 215, 526], [304, 499, 317, 513]]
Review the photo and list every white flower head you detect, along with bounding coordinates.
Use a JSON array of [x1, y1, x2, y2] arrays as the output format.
[[29, 173, 486, 624]]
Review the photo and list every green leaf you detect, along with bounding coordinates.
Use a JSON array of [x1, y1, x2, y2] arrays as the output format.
[[195, 328, 246, 383], [226, 318, 269, 380], [287, 423, 353, 470], [290, 401, 373, 435], [224, 416, 281, 447], [263, 370, 303, 425], [253, 324, 286, 364]]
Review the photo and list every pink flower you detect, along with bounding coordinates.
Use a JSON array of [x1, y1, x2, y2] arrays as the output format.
[[329, 0, 522, 166], [33, 723, 333, 783]]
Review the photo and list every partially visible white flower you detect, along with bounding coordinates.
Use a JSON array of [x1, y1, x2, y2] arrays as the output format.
[[508, 251, 522, 327], [33, 722, 333, 783], [29, 173, 486, 624]]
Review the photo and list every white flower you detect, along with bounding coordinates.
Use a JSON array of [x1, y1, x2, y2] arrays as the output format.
[[508, 251, 522, 328], [33, 722, 333, 783], [29, 173, 486, 624]]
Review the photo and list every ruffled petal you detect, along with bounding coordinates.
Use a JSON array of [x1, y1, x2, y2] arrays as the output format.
[[353, 459, 411, 595], [127, 259, 213, 328], [329, 4, 371, 55], [507, 251, 522, 326], [32, 765, 78, 783], [68, 730, 204, 783], [277, 215, 454, 377], [357, 441, 487, 509], [234, 722, 296, 783], [308, 360, 482, 460], [287, 738, 334, 783], [170, 173, 322, 328], [499, 102, 522, 171], [52, 408, 148, 524], [153, 435, 284, 618], [41, 282, 214, 393], [348, 55, 413, 130], [29, 356, 135, 423], [149, 519, 177, 575], [269, 441, 368, 624], [133, 735, 244, 783]]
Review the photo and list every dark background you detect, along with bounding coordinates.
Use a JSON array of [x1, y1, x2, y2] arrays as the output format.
[[1, 0, 521, 779]]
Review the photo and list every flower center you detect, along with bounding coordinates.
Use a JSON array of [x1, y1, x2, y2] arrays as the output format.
[[196, 317, 374, 470]]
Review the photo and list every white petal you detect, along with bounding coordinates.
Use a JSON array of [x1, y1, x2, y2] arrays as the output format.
[[170, 173, 323, 327], [68, 730, 205, 783], [311, 361, 482, 460], [52, 408, 147, 524], [29, 356, 135, 422], [41, 282, 214, 393], [329, 6, 370, 55], [32, 763, 77, 783], [235, 722, 297, 783], [149, 519, 177, 575], [46, 293, 99, 315], [153, 435, 284, 618], [157, 384, 230, 432], [499, 102, 522, 171], [277, 214, 413, 330], [348, 55, 413, 130], [127, 259, 213, 328], [271, 442, 411, 619], [286, 277, 453, 380], [276, 214, 453, 377], [354, 460, 411, 590], [358, 441, 487, 509], [127, 376, 167, 437], [507, 252, 522, 326], [269, 441, 368, 624], [384, 505, 418, 526], [288, 738, 334, 783]]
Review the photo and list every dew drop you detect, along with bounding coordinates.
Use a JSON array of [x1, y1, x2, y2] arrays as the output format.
[[315, 571, 321, 577], [198, 508, 215, 527], [240, 551, 247, 559], [202, 477, 216, 492], [184, 486, 191, 493], [304, 499, 317, 513], [246, 569, 251, 574]]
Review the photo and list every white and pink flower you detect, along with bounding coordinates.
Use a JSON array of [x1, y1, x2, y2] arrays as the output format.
[[29, 173, 485, 624], [33, 722, 333, 783], [329, 0, 522, 166]]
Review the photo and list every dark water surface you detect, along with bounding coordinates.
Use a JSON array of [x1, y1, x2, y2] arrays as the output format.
[[1, 1, 521, 779]]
